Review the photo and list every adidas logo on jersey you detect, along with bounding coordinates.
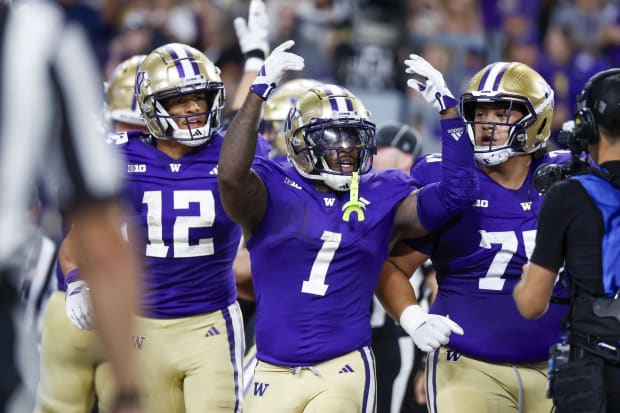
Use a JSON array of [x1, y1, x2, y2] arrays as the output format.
[[209, 166, 218, 175], [128, 164, 147, 173], [284, 177, 302, 190], [169, 163, 182, 172], [447, 127, 464, 141], [204, 326, 220, 337], [338, 364, 355, 373]]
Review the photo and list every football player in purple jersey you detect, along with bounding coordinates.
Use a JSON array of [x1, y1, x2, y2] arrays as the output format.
[[58, 40, 272, 412], [379, 58, 572, 413], [34, 55, 149, 413], [218, 41, 478, 413]]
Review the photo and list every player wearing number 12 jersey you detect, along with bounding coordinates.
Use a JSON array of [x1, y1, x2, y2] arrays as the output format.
[[126, 43, 269, 413], [61, 43, 269, 413]]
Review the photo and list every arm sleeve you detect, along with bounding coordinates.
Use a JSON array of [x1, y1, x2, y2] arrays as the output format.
[[530, 180, 578, 271]]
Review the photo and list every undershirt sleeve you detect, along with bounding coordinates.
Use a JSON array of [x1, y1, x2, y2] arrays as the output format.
[[530, 180, 585, 271]]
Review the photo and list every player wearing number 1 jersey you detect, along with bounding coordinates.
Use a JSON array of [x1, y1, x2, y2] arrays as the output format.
[[218, 43, 479, 413], [381, 61, 572, 413]]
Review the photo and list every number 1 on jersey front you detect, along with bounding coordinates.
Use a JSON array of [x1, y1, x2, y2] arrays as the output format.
[[301, 230, 342, 296]]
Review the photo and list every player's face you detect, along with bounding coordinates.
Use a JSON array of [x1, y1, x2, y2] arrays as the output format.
[[315, 128, 363, 174], [162, 92, 209, 129], [472, 102, 524, 147]]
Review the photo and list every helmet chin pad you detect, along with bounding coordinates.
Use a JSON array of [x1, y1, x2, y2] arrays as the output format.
[[158, 108, 214, 146], [473, 147, 513, 165], [290, 162, 353, 192], [321, 173, 352, 191]]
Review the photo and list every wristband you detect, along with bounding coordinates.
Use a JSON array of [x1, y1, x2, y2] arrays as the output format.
[[245, 49, 266, 60], [65, 268, 81, 287]]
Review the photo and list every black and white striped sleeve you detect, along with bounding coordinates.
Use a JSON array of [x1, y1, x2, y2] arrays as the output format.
[[0, 0, 124, 262]]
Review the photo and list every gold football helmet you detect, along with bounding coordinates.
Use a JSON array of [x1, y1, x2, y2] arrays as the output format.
[[284, 84, 376, 191], [263, 79, 322, 157], [461, 62, 554, 165], [104, 55, 147, 127], [135, 43, 225, 146]]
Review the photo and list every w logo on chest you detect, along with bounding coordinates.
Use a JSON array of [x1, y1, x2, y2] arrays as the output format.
[[323, 197, 371, 208], [520, 201, 532, 211], [169, 163, 182, 172], [324, 197, 336, 207]]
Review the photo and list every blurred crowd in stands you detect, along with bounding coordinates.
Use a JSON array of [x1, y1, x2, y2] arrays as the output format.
[[67, 0, 620, 152]]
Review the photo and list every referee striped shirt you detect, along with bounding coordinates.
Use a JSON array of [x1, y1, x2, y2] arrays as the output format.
[[0, 0, 124, 265]]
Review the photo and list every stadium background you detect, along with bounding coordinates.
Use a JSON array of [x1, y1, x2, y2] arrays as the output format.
[[9, 0, 620, 411]]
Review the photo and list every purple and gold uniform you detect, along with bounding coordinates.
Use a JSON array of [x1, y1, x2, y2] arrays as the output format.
[[109, 130, 268, 413], [408, 150, 572, 413], [244, 157, 416, 412], [35, 263, 114, 413], [117, 131, 241, 318]]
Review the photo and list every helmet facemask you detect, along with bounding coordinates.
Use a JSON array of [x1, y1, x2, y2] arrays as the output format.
[[461, 96, 534, 166], [149, 86, 225, 147], [284, 84, 376, 192], [289, 119, 376, 191]]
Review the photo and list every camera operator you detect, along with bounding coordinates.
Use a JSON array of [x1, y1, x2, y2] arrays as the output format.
[[514, 68, 620, 413]]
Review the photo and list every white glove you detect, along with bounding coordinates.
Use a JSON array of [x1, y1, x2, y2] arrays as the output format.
[[65, 280, 95, 330], [404, 54, 458, 113], [400, 305, 464, 352], [234, 0, 269, 71], [250, 40, 304, 100]]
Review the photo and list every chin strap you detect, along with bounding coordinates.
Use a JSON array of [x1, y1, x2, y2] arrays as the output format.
[[342, 172, 365, 222]]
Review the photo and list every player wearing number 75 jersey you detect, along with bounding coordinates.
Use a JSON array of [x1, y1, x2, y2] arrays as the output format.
[[218, 41, 478, 413], [380, 60, 573, 413]]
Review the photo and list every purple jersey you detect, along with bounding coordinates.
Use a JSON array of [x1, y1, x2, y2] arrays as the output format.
[[109, 131, 268, 318], [408, 150, 572, 363], [247, 158, 416, 366]]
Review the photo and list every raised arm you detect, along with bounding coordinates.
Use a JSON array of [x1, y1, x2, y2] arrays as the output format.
[[218, 41, 304, 233], [395, 54, 478, 238], [231, 0, 269, 111]]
